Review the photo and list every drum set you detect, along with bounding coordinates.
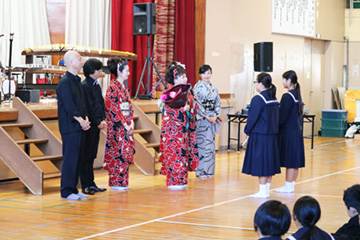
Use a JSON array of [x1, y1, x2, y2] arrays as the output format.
[[0, 76, 17, 102], [0, 59, 18, 103], [0, 32, 16, 103]]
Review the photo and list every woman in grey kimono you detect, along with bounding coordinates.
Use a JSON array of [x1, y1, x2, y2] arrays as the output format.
[[193, 64, 221, 178]]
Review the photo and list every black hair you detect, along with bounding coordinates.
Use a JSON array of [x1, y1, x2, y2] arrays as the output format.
[[165, 65, 186, 85], [344, 184, 360, 213], [282, 70, 303, 117], [165, 61, 181, 84], [166, 61, 179, 71], [256, 72, 276, 100], [118, 59, 128, 72], [199, 64, 212, 74], [293, 196, 328, 240], [83, 58, 103, 78], [254, 200, 291, 237], [107, 58, 128, 78]]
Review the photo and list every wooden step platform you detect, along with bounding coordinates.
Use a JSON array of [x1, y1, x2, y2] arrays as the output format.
[[133, 129, 153, 134], [31, 155, 63, 162], [144, 143, 160, 148], [0, 123, 33, 128], [15, 138, 49, 144]]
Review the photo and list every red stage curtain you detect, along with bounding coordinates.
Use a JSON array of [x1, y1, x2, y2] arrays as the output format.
[[111, 0, 154, 96], [152, 0, 175, 93], [174, 0, 195, 86], [111, 0, 195, 96]]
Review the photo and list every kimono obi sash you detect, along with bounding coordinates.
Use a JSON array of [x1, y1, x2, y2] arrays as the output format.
[[201, 98, 216, 111], [120, 102, 130, 116]]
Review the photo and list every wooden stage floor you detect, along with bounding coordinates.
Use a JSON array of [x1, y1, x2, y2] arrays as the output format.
[[0, 136, 359, 239]]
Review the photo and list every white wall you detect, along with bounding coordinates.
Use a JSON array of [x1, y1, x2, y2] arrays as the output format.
[[205, 0, 346, 141], [346, 9, 360, 88]]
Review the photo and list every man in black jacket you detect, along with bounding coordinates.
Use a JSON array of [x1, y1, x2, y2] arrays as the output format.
[[80, 58, 107, 195], [56, 50, 90, 200], [332, 184, 360, 239]]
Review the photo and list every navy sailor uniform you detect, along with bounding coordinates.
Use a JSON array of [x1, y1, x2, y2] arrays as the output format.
[[278, 90, 305, 168], [286, 226, 334, 240], [242, 89, 281, 176], [259, 237, 283, 240]]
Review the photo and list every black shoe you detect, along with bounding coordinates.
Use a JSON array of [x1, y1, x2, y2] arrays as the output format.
[[82, 187, 95, 195], [89, 186, 107, 192]]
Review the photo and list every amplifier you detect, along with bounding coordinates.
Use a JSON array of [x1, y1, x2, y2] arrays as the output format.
[[16, 89, 40, 103]]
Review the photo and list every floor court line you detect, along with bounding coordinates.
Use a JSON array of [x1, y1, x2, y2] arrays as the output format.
[[157, 220, 296, 234], [76, 165, 360, 240], [158, 220, 255, 231]]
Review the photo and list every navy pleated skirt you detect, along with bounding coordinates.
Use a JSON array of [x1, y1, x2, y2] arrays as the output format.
[[242, 133, 281, 177], [278, 128, 305, 168]]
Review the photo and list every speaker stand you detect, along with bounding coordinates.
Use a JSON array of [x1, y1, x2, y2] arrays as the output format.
[[134, 35, 167, 100]]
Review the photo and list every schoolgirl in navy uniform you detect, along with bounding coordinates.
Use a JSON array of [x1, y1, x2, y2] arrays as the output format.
[[286, 196, 334, 240], [242, 73, 281, 198], [254, 200, 291, 239], [276, 70, 305, 193]]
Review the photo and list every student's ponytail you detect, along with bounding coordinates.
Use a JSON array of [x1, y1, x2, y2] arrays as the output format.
[[268, 83, 277, 100], [295, 82, 304, 117], [257, 73, 276, 100], [282, 70, 303, 116], [293, 196, 329, 240]]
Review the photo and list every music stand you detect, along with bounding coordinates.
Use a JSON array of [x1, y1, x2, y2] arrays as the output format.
[[134, 35, 167, 100]]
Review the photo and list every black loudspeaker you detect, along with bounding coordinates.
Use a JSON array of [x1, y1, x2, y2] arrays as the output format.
[[254, 42, 273, 72], [133, 3, 156, 35], [16, 89, 40, 103]]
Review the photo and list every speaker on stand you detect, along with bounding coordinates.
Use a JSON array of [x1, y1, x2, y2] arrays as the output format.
[[133, 3, 167, 100], [254, 42, 273, 72], [133, 3, 156, 35]]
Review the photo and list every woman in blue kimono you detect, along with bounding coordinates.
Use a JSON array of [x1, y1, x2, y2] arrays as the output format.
[[242, 73, 280, 198], [276, 70, 305, 193], [193, 64, 221, 178]]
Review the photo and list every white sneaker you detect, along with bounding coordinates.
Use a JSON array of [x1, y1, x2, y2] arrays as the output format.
[[206, 175, 213, 178], [76, 192, 88, 199], [110, 186, 129, 191], [168, 185, 187, 190], [276, 187, 294, 193], [250, 191, 269, 198], [62, 193, 81, 200], [198, 175, 207, 179]]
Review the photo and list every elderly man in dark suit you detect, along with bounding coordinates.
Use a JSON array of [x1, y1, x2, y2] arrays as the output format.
[[56, 50, 90, 200]]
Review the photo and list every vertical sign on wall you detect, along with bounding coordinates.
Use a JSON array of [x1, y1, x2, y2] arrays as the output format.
[[272, 0, 316, 38]]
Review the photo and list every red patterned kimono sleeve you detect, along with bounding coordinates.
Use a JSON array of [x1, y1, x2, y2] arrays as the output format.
[[166, 105, 186, 122], [159, 104, 186, 165], [105, 83, 127, 126], [129, 99, 134, 121], [188, 95, 198, 119]]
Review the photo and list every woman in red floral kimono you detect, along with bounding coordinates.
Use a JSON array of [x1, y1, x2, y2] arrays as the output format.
[[104, 59, 134, 191], [159, 63, 199, 190]]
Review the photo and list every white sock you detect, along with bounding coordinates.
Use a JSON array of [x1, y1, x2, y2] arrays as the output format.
[[285, 181, 292, 190], [276, 181, 294, 193], [266, 183, 271, 197], [250, 184, 268, 198], [291, 181, 296, 192], [168, 185, 187, 190]]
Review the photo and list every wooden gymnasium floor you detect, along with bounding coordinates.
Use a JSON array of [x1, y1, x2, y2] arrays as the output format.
[[0, 136, 359, 239]]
